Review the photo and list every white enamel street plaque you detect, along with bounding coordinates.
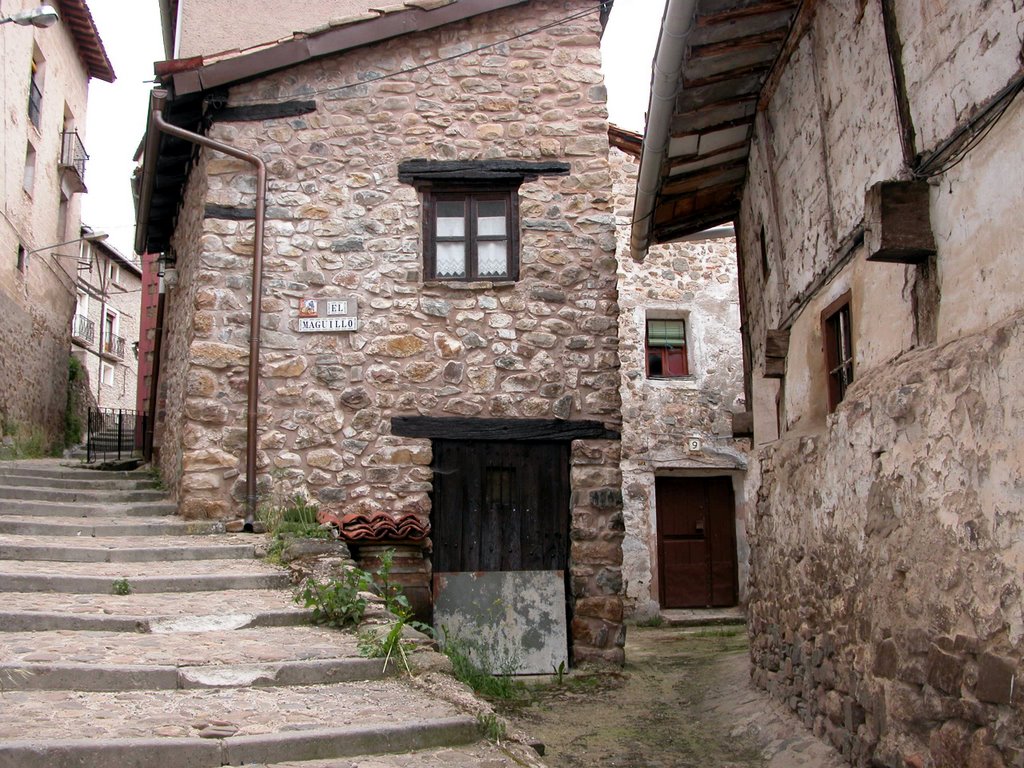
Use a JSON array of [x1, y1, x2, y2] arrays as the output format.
[[299, 316, 358, 332], [297, 296, 358, 332]]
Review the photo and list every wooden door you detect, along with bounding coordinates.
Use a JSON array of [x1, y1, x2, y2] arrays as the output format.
[[431, 440, 570, 573], [656, 476, 737, 608]]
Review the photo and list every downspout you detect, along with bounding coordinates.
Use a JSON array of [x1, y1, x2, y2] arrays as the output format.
[[630, 0, 697, 260], [144, 88, 266, 531]]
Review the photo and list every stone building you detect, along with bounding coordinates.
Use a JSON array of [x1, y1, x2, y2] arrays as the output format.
[[0, 0, 113, 445], [633, 0, 1024, 764], [71, 233, 142, 412], [609, 127, 747, 621], [135, 0, 625, 664]]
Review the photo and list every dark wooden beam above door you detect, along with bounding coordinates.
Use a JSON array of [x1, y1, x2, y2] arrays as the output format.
[[390, 417, 620, 442]]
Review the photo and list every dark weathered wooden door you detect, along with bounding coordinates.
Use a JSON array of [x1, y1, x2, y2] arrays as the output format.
[[431, 440, 570, 573], [656, 476, 737, 608]]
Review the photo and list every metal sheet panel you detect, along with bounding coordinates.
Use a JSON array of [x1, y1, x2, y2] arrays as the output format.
[[433, 570, 567, 676]]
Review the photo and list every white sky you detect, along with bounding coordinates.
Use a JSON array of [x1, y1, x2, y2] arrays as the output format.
[[81, 0, 664, 258]]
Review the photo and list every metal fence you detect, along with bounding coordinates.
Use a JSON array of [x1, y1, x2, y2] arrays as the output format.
[[86, 408, 146, 463]]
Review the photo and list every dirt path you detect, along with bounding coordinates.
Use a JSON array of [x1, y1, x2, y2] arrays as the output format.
[[501, 625, 847, 768]]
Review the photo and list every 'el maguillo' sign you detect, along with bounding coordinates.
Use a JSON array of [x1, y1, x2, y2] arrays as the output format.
[[297, 297, 359, 332]]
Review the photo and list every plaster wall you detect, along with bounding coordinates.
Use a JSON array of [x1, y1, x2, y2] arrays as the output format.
[[735, 0, 1024, 764], [157, 0, 625, 663], [0, 4, 92, 443], [75, 251, 142, 413], [174, 0, 386, 58], [610, 147, 748, 618]]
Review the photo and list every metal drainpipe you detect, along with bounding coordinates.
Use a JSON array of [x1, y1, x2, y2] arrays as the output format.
[[150, 89, 266, 530]]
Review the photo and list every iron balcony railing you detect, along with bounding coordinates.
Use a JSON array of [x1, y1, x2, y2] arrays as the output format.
[[71, 314, 95, 344], [87, 408, 146, 463], [59, 130, 89, 179], [102, 333, 126, 360]]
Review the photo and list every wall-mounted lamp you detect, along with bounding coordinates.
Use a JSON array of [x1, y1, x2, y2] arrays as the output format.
[[0, 5, 59, 27]]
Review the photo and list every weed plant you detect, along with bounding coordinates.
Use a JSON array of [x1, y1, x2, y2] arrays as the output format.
[[295, 567, 372, 628]]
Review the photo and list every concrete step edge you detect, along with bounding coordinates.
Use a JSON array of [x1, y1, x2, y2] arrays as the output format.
[[0, 475, 160, 490], [0, 608, 309, 632], [0, 502, 177, 518], [0, 543, 256, 563], [0, 572, 291, 594], [0, 657, 391, 692], [0, 717, 480, 768], [0, 520, 218, 536]]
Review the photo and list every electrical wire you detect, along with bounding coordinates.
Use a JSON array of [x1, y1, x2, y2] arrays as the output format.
[[224, 4, 606, 106], [911, 71, 1024, 180]]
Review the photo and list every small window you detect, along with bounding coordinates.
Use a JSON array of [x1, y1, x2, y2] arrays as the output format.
[[23, 144, 36, 194], [100, 362, 114, 387], [16, 245, 28, 273], [27, 55, 44, 129], [423, 189, 518, 281], [107, 262, 121, 287], [646, 318, 689, 378], [822, 293, 854, 412]]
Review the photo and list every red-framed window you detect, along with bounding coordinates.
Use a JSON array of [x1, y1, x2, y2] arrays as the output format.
[[822, 292, 854, 412], [646, 318, 689, 378]]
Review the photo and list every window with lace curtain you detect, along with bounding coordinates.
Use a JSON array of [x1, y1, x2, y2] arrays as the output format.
[[422, 188, 519, 282]]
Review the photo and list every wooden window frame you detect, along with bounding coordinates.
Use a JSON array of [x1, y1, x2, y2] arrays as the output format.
[[645, 317, 690, 379], [422, 186, 520, 282], [821, 292, 854, 412]]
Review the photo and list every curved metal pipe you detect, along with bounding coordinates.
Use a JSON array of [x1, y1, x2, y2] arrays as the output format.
[[630, 0, 698, 260], [149, 89, 266, 530]]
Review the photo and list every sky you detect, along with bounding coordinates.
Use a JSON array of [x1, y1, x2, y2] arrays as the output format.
[[80, 0, 665, 259]]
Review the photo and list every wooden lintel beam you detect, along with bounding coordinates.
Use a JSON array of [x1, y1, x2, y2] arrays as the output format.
[[697, 0, 799, 27], [391, 416, 620, 442]]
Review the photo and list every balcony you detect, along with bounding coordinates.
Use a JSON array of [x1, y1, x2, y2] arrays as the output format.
[[101, 333, 125, 360], [71, 314, 95, 346], [59, 131, 89, 193]]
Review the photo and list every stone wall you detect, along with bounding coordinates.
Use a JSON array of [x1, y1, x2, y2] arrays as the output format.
[[748, 311, 1024, 766], [156, 0, 624, 661], [735, 1, 1024, 764], [0, 3, 92, 447], [610, 146, 748, 618]]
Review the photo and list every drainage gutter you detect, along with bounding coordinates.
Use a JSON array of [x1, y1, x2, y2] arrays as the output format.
[[145, 88, 266, 529]]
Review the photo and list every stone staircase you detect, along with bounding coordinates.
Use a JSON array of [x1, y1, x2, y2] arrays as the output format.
[[0, 460, 542, 768]]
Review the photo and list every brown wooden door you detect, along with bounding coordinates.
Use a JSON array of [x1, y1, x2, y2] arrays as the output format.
[[431, 440, 570, 573], [656, 476, 737, 608]]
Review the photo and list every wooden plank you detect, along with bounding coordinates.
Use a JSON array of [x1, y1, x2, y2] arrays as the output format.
[[879, 0, 918, 166], [730, 410, 754, 437], [764, 328, 790, 378], [864, 180, 935, 264], [210, 100, 317, 123], [204, 204, 256, 221], [391, 417, 619, 441], [697, 0, 799, 26], [398, 159, 570, 185]]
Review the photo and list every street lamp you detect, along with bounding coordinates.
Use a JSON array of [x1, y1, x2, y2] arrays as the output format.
[[0, 5, 59, 27]]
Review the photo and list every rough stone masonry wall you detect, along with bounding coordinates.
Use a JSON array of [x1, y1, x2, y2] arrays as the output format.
[[160, 0, 624, 662], [748, 312, 1024, 766], [609, 147, 747, 618], [735, 1, 1024, 764]]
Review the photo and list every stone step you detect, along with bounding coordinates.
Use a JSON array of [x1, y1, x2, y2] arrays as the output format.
[[0, 515, 215, 537], [0, 685, 479, 768], [255, 743, 546, 768], [0, 625, 387, 691], [0, 535, 256, 563], [0, 471, 159, 491], [0, 498, 177, 517], [0, 589, 308, 632], [0, 484, 166, 503], [0, 625, 357, 668], [0, 657, 391, 692], [0, 462, 146, 481], [0, 558, 291, 593]]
